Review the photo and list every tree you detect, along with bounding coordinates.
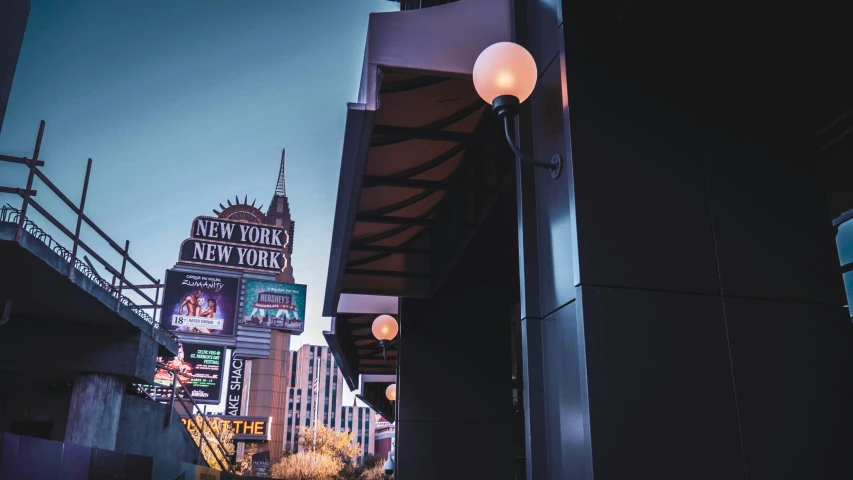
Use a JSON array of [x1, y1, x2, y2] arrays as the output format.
[[271, 451, 342, 480], [186, 414, 235, 471], [238, 443, 260, 476], [335, 459, 364, 480], [270, 426, 371, 480], [297, 426, 361, 460], [361, 462, 390, 480], [361, 455, 383, 469]]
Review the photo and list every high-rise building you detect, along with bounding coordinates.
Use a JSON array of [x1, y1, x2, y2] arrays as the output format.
[[282, 344, 375, 462], [0, 0, 30, 134], [340, 401, 375, 462], [283, 345, 345, 451]]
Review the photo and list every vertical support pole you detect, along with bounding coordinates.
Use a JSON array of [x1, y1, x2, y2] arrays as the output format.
[[15, 120, 46, 243], [68, 158, 93, 280], [197, 406, 207, 465], [166, 373, 177, 426], [115, 240, 129, 311], [151, 279, 161, 336]]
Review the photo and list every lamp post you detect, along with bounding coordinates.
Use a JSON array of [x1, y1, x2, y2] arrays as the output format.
[[473, 41, 562, 179], [371, 315, 399, 477], [383, 385, 397, 478]]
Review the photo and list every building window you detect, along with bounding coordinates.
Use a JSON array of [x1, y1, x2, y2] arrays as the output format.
[[836, 218, 853, 317], [291, 351, 298, 387]]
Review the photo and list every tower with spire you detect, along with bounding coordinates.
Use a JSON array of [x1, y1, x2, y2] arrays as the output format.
[[264, 149, 296, 283], [209, 148, 296, 282]]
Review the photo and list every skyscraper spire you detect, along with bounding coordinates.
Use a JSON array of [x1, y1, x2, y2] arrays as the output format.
[[275, 148, 286, 197]]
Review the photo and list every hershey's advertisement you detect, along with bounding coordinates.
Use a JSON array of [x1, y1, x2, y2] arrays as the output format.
[[241, 280, 307, 334]]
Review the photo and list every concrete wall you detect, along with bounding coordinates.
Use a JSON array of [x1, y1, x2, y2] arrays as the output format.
[[0, 383, 200, 475], [0, 432, 153, 480], [0, 381, 72, 442], [116, 394, 198, 464], [0, 433, 279, 480]]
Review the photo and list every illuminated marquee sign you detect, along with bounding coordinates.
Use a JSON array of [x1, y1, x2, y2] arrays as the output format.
[[181, 415, 272, 442], [177, 216, 288, 274]]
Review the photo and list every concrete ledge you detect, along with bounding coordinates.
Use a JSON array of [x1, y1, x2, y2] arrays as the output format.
[[0, 221, 178, 355], [0, 320, 161, 382]]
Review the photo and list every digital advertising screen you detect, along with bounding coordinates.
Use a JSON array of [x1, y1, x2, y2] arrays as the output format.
[[161, 270, 239, 336], [241, 280, 307, 334], [153, 342, 226, 405]]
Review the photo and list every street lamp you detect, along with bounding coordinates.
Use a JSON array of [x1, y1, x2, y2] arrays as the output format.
[[473, 41, 562, 179], [372, 314, 398, 365], [372, 315, 398, 348]]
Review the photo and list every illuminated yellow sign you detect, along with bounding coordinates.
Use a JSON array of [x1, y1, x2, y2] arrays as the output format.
[[180, 415, 271, 441]]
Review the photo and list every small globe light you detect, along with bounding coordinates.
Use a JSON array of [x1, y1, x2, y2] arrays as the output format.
[[472, 42, 538, 105], [372, 315, 398, 342], [386, 383, 397, 402]]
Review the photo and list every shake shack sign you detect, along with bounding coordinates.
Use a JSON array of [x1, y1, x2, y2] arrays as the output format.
[[178, 216, 288, 274]]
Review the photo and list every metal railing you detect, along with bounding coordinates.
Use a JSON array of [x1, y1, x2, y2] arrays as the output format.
[[0, 120, 175, 342], [136, 362, 234, 472]]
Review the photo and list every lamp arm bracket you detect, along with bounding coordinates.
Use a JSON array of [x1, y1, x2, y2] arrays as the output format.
[[503, 116, 563, 180]]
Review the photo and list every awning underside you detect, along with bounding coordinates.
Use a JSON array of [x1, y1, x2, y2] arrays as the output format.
[[341, 69, 512, 299], [357, 381, 396, 422]]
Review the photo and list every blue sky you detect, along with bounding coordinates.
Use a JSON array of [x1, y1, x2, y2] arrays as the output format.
[[0, 0, 398, 404]]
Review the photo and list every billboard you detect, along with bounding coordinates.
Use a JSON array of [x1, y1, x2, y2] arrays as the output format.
[[152, 343, 226, 405], [161, 270, 240, 336], [177, 216, 288, 274], [241, 280, 307, 333]]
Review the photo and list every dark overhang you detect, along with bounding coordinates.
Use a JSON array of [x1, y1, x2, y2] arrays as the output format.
[[324, 294, 398, 390], [357, 375, 397, 421], [323, 0, 512, 397]]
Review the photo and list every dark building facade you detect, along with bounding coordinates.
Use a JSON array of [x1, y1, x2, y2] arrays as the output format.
[[325, 0, 853, 479], [0, 0, 30, 134]]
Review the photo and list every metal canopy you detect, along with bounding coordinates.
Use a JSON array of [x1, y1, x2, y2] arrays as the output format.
[[323, 0, 512, 318], [323, 0, 513, 393]]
